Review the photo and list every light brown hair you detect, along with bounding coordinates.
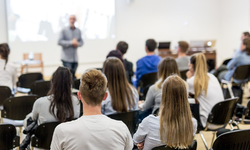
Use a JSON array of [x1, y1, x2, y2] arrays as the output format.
[[178, 41, 189, 53], [243, 38, 250, 55], [80, 69, 107, 106], [156, 57, 180, 89], [160, 75, 194, 148], [190, 53, 209, 99], [103, 57, 135, 113]]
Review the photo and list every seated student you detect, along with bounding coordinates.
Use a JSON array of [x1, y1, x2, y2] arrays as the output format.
[[0, 43, 17, 92], [186, 53, 224, 127], [133, 75, 197, 150], [214, 38, 250, 83], [135, 39, 161, 88], [106, 50, 124, 66], [176, 41, 190, 71], [234, 32, 250, 57], [102, 57, 139, 115], [31, 67, 80, 125], [116, 41, 134, 84], [141, 57, 180, 113], [51, 69, 133, 150]]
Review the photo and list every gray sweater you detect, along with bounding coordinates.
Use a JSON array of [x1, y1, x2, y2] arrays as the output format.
[[142, 84, 162, 113]]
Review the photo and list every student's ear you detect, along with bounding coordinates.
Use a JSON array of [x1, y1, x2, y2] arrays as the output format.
[[102, 92, 108, 101], [77, 91, 82, 100]]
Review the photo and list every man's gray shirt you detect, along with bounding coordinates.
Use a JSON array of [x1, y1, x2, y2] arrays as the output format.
[[58, 26, 83, 62]]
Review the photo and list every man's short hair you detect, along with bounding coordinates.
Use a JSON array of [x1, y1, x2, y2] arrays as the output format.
[[178, 41, 189, 53], [146, 39, 157, 52], [117, 41, 128, 55], [80, 70, 107, 106], [243, 32, 250, 37]]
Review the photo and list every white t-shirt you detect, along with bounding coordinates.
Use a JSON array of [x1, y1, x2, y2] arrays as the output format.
[[0, 59, 17, 90], [101, 86, 139, 115], [50, 115, 133, 150], [187, 73, 224, 126]]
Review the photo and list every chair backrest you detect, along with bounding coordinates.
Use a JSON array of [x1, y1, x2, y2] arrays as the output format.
[[30, 80, 51, 98], [0, 124, 20, 150], [222, 58, 232, 65], [180, 70, 189, 81], [207, 98, 238, 125], [0, 86, 12, 106], [139, 72, 158, 88], [73, 79, 80, 90], [152, 140, 197, 150], [23, 53, 42, 61], [189, 104, 204, 132], [1, 95, 38, 120], [212, 129, 250, 150], [31, 122, 60, 149], [107, 110, 139, 135], [17, 73, 43, 88], [232, 65, 250, 81]]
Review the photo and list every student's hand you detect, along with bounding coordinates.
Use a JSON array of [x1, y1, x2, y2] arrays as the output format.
[[138, 101, 144, 105], [186, 71, 193, 79], [72, 38, 78, 47], [137, 141, 145, 150]]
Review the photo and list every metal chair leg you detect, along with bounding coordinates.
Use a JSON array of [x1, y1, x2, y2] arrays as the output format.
[[210, 131, 217, 148], [226, 82, 235, 98], [200, 131, 209, 150]]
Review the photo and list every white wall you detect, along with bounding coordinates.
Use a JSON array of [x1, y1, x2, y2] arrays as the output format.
[[0, 0, 249, 76]]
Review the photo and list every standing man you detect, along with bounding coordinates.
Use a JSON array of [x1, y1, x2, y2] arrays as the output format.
[[58, 15, 83, 79]]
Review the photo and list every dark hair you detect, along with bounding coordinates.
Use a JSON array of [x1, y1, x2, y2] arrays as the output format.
[[103, 57, 135, 113], [117, 41, 129, 55], [106, 50, 125, 67], [0, 43, 10, 70], [146, 39, 157, 52], [243, 32, 250, 37], [243, 38, 250, 55], [178, 41, 189, 53], [48, 67, 74, 123], [80, 69, 107, 106]]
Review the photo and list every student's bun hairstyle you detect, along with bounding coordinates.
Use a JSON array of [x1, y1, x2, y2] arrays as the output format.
[[80, 69, 107, 106], [0, 43, 10, 70]]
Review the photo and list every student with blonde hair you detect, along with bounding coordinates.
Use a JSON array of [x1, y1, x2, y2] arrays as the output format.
[[186, 53, 224, 127], [102, 57, 139, 115], [133, 75, 197, 150], [141, 57, 180, 113]]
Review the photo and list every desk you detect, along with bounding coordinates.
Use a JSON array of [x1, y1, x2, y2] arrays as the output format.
[[158, 49, 217, 70]]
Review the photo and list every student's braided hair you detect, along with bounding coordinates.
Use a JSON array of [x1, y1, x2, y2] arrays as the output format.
[[0, 43, 10, 70]]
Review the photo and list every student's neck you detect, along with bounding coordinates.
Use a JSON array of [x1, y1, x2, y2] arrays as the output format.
[[178, 52, 187, 58], [147, 52, 155, 56], [82, 105, 102, 116]]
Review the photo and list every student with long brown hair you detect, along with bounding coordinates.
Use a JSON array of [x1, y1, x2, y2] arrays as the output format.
[[186, 53, 223, 127], [0, 43, 17, 92], [31, 67, 80, 125], [102, 57, 139, 115], [141, 57, 180, 113], [133, 75, 197, 150]]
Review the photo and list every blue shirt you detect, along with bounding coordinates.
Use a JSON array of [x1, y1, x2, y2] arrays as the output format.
[[224, 51, 250, 83], [135, 55, 161, 88]]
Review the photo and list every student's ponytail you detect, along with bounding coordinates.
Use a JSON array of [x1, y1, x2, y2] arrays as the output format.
[[190, 53, 209, 99], [0, 43, 10, 70]]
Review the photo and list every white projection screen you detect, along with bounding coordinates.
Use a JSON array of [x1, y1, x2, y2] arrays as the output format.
[[5, 0, 115, 42]]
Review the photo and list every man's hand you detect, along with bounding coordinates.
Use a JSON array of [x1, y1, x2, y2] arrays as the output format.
[[186, 70, 194, 79], [137, 141, 145, 150], [72, 38, 79, 47]]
